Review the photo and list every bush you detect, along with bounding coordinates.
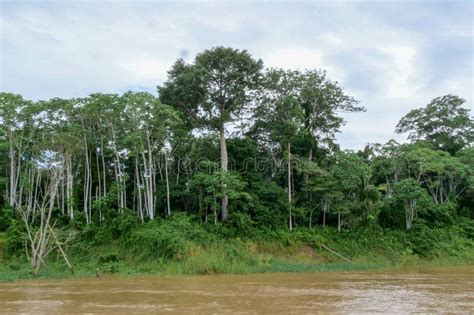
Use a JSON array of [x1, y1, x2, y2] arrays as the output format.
[[424, 201, 456, 227], [126, 214, 210, 260], [220, 212, 255, 238], [109, 209, 139, 238], [4, 220, 27, 257], [407, 221, 440, 257], [0, 207, 13, 231], [249, 180, 288, 229]]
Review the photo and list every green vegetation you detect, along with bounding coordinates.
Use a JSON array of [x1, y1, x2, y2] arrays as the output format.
[[0, 47, 473, 281], [0, 216, 472, 282]]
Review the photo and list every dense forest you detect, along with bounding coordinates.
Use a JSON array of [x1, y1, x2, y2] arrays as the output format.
[[0, 47, 473, 278]]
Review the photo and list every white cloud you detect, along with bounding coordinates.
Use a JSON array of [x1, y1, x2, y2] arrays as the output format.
[[120, 59, 172, 84], [265, 48, 323, 70], [319, 33, 344, 47], [378, 45, 419, 99]]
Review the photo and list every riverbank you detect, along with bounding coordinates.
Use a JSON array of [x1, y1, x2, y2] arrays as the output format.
[[1, 217, 473, 282], [0, 247, 472, 283]]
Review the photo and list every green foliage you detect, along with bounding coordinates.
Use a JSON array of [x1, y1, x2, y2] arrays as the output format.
[[126, 214, 211, 260], [221, 212, 255, 238], [407, 221, 439, 256], [396, 94, 473, 154], [159, 46, 263, 130], [248, 180, 288, 229], [190, 163, 250, 222], [4, 220, 27, 257], [0, 208, 13, 232]]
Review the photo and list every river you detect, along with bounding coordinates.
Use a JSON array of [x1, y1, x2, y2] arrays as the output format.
[[0, 266, 472, 314]]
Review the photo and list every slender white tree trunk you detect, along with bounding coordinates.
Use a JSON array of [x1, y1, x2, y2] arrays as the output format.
[[288, 142, 292, 231], [8, 128, 16, 207], [135, 158, 144, 222], [147, 133, 155, 218], [66, 156, 74, 219], [220, 126, 229, 221], [164, 153, 171, 216], [82, 122, 92, 224]]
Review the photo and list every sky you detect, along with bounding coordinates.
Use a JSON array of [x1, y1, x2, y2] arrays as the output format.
[[1, 0, 472, 150]]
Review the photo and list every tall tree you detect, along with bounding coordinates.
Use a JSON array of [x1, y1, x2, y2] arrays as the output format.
[[253, 69, 305, 230], [396, 94, 473, 154], [253, 69, 363, 230], [159, 47, 263, 220], [298, 69, 364, 156], [0, 93, 35, 209]]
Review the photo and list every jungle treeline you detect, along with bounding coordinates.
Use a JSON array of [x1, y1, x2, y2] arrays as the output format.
[[0, 47, 473, 274]]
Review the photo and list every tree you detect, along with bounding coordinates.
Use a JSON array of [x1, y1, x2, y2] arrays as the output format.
[[252, 68, 363, 230], [371, 140, 408, 197], [456, 147, 474, 217], [253, 69, 305, 230], [190, 161, 249, 225], [396, 94, 473, 154], [394, 178, 431, 230], [159, 47, 263, 220], [303, 166, 336, 228], [0, 93, 34, 209], [330, 151, 370, 231], [19, 165, 74, 274], [406, 147, 469, 204], [122, 92, 180, 220], [298, 69, 364, 156]]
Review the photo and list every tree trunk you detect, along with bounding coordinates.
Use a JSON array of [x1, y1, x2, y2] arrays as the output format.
[[8, 128, 16, 208], [220, 125, 229, 221], [288, 142, 292, 231], [165, 153, 171, 216], [135, 157, 144, 223], [100, 136, 107, 197], [147, 134, 154, 217], [66, 156, 74, 219], [337, 213, 341, 232], [304, 148, 313, 183], [405, 200, 416, 230], [82, 125, 91, 224]]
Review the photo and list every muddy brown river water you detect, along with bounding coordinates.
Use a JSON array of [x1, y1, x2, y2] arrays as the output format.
[[0, 266, 472, 314]]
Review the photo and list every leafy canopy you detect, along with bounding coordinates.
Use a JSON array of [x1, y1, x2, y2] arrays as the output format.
[[158, 46, 263, 130], [396, 94, 473, 154]]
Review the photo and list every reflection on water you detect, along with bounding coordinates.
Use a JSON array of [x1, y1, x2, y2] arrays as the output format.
[[0, 267, 472, 314]]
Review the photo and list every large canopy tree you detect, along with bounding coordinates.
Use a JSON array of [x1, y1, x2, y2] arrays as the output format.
[[252, 68, 363, 230], [158, 47, 263, 220], [396, 94, 473, 154]]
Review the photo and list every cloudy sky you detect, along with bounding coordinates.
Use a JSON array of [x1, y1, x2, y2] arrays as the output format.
[[1, 0, 472, 149]]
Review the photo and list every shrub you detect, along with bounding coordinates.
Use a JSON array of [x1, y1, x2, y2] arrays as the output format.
[[109, 209, 139, 238], [0, 207, 13, 231], [126, 214, 210, 260], [221, 212, 255, 238], [4, 220, 27, 257], [407, 221, 440, 257]]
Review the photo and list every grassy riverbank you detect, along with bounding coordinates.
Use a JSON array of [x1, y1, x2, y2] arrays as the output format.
[[1, 215, 473, 282]]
